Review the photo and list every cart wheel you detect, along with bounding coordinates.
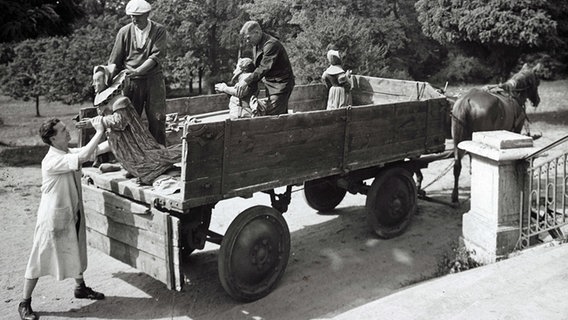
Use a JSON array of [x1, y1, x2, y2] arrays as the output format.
[[180, 205, 213, 257], [304, 177, 347, 211], [218, 205, 291, 301], [366, 167, 417, 239]]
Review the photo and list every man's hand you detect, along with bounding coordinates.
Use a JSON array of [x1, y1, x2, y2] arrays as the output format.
[[91, 116, 104, 133], [125, 65, 139, 77], [235, 80, 248, 97], [214, 82, 228, 93], [75, 118, 93, 129]]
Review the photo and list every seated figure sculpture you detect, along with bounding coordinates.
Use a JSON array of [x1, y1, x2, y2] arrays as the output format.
[[215, 58, 259, 119], [78, 65, 181, 185]]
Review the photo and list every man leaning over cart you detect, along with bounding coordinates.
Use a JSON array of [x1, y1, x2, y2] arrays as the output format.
[[235, 20, 295, 116]]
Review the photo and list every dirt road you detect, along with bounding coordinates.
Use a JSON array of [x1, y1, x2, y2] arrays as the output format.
[[1, 155, 469, 320]]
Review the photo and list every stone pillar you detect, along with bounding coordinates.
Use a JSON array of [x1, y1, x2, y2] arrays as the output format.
[[459, 130, 538, 264]]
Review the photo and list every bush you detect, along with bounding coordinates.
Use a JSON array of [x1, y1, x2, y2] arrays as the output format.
[[518, 53, 568, 80], [430, 53, 495, 85], [436, 241, 480, 276]]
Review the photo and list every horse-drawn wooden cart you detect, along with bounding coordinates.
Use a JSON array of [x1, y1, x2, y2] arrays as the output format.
[[79, 75, 450, 301]]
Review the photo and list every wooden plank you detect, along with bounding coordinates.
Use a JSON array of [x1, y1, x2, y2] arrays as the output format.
[[288, 83, 327, 112], [183, 176, 221, 197], [166, 93, 229, 115], [84, 206, 167, 259], [226, 120, 344, 153], [183, 121, 225, 200], [82, 167, 185, 212], [289, 83, 327, 101], [227, 108, 345, 136], [352, 76, 445, 101], [345, 138, 427, 168], [223, 115, 344, 175], [225, 134, 342, 174], [219, 167, 343, 199], [87, 228, 171, 286], [82, 184, 150, 215], [168, 213, 183, 291], [289, 99, 326, 112]]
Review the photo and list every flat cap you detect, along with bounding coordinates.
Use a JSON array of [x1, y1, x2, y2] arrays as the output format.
[[125, 0, 152, 15]]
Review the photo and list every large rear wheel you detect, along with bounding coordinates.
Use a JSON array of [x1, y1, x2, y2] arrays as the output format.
[[218, 205, 291, 301], [304, 177, 347, 212], [366, 167, 417, 239]]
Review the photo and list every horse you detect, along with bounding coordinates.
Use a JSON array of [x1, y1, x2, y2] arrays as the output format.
[[450, 63, 541, 204]]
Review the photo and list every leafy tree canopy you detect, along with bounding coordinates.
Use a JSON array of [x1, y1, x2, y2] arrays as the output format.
[[0, 0, 84, 43], [1, 15, 122, 106], [415, 0, 559, 47], [152, 0, 247, 92], [244, 0, 445, 83], [415, 0, 565, 79]]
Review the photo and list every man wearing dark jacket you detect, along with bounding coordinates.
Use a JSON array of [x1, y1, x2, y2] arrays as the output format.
[[236, 20, 295, 116]]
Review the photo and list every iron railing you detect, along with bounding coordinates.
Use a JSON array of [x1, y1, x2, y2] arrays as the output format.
[[518, 135, 568, 249]]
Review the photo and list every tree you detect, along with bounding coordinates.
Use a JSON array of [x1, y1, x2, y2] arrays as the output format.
[[415, 0, 559, 78], [0, 14, 122, 114], [1, 39, 53, 116], [242, 0, 445, 84], [42, 15, 124, 104], [0, 0, 84, 43], [152, 0, 247, 94]]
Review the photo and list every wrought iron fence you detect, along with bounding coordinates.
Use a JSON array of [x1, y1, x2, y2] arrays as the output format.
[[518, 135, 568, 249]]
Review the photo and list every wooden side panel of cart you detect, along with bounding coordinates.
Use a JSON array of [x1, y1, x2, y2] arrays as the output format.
[[82, 184, 183, 290], [181, 97, 447, 207]]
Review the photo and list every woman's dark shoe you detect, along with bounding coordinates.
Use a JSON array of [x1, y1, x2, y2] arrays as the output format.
[[18, 298, 37, 320], [74, 283, 105, 300]]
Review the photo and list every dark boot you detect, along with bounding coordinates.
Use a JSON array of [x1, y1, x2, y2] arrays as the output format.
[[74, 283, 105, 300], [18, 298, 37, 320]]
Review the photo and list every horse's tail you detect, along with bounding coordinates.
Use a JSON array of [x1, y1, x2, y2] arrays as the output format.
[[450, 96, 471, 161]]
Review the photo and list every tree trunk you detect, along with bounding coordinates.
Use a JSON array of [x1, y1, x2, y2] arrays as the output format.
[[198, 67, 203, 94], [35, 96, 40, 117], [189, 71, 193, 95]]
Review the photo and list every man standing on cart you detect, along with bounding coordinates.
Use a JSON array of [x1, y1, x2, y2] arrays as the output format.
[[235, 20, 295, 116], [108, 0, 168, 145]]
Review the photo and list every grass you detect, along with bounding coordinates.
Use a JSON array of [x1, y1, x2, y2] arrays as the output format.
[[0, 95, 90, 147]]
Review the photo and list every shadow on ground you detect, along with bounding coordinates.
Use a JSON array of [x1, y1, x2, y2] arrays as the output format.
[[529, 109, 568, 126], [37, 199, 467, 320]]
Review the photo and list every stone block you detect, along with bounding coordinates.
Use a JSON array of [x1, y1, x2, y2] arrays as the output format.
[[472, 130, 533, 149]]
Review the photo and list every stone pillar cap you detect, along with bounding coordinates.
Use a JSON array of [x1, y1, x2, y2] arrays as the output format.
[[459, 130, 539, 161]]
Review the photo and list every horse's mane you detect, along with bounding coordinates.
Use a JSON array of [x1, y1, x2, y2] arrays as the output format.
[[499, 67, 538, 103], [504, 68, 537, 92]]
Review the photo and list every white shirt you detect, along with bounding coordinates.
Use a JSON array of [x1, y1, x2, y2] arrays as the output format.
[[24, 146, 88, 280], [134, 20, 152, 49]]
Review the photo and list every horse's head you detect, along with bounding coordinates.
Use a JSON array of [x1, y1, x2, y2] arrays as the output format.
[[508, 63, 541, 108]]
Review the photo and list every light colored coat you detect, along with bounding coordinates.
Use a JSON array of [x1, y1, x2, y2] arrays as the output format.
[[25, 146, 87, 280]]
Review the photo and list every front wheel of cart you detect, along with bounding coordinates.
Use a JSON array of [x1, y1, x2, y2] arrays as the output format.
[[218, 205, 291, 301], [304, 177, 347, 212], [366, 167, 417, 239]]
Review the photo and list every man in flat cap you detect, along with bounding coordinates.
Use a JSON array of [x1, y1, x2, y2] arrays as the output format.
[[108, 0, 168, 145]]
